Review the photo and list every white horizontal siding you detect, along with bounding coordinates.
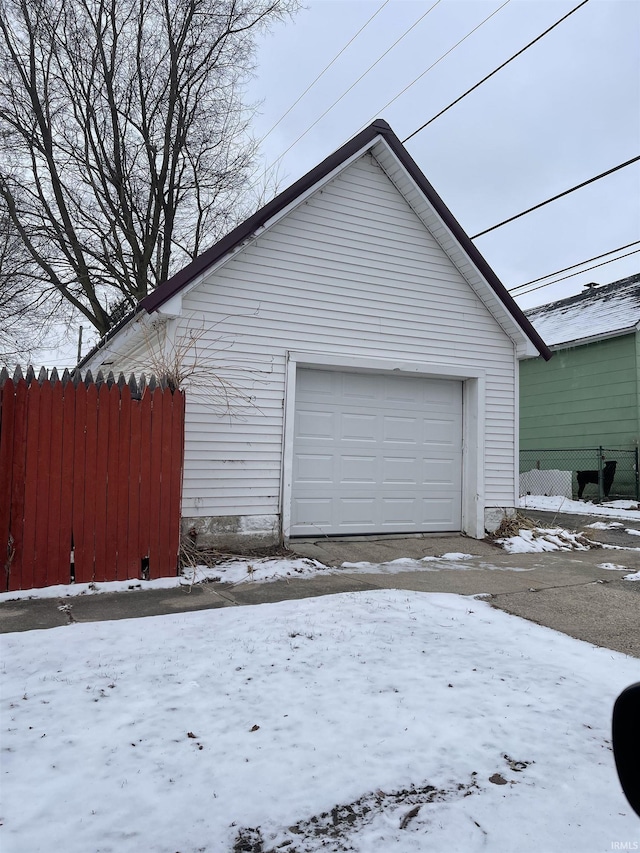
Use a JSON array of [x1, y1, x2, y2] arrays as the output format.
[[173, 153, 516, 517], [372, 140, 531, 354]]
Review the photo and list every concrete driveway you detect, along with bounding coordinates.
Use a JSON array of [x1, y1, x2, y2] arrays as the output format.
[[287, 527, 640, 659], [1, 512, 639, 658]]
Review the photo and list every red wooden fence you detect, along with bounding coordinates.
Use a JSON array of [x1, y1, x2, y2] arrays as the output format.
[[0, 367, 185, 591]]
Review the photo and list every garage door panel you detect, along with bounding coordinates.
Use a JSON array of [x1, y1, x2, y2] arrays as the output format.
[[291, 369, 462, 536], [424, 380, 460, 407], [292, 497, 333, 527], [342, 372, 379, 401], [340, 455, 377, 483], [383, 375, 424, 404], [382, 456, 418, 484], [296, 410, 335, 440], [423, 417, 461, 445], [421, 497, 458, 525], [423, 458, 460, 486], [380, 498, 417, 525], [298, 369, 335, 396], [341, 413, 377, 441], [383, 416, 419, 444], [295, 454, 334, 483], [338, 498, 377, 527]]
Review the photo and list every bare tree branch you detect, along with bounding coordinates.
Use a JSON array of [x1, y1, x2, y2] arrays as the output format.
[[0, 201, 68, 362], [0, 0, 298, 337]]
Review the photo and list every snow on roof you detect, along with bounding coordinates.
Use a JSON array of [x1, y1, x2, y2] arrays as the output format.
[[525, 273, 640, 348]]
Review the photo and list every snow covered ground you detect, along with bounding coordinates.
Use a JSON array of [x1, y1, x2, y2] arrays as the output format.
[[621, 570, 640, 581], [2, 495, 639, 604], [494, 531, 639, 578], [519, 494, 640, 521], [0, 557, 333, 602], [1, 590, 638, 853], [0, 552, 543, 603], [493, 527, 640, 577], [500, 496, 640, 575], [3, 536, 639, 602]]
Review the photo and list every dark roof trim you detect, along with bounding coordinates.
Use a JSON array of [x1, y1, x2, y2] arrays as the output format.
[[83, 119, 551, 365]]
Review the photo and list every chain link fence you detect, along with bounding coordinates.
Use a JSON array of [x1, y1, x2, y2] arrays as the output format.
[[519, 447, 639, 502]]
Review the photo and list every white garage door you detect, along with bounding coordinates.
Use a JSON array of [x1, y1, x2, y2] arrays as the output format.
[[290, 369, 463, 536]]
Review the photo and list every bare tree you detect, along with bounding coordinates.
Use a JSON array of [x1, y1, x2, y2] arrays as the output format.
[[0, 0, 297, 337], [0, 202, 62, 362]]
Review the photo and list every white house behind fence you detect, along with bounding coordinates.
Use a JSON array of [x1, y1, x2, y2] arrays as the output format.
[[81, 120, 550, 548]]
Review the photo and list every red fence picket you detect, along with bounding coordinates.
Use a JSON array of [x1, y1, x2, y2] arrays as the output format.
[[0, 369, 185, 591], [0, 381, 16, 590]]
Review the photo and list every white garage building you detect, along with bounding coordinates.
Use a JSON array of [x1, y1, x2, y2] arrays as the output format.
[[81, 120, 550, 547]]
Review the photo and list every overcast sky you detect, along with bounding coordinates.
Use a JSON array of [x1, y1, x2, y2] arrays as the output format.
[[247, 0, 640, 310], [33, 0, 640, 366]]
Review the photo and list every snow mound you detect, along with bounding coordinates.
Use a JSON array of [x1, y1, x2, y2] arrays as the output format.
[[496, 527, 595, 554], [187, 557, 329, 585], [519, 495, 640, 521]]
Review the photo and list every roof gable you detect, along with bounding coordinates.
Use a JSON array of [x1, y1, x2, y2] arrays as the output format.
[[82, 120, 552, 365], [525, 273, 640, 349]]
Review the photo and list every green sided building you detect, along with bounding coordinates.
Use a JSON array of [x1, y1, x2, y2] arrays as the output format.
[[519, 273, 640, 500]]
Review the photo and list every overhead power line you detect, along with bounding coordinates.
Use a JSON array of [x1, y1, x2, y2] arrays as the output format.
[[257, 0, 391, 148], [364, 0, 512, 135], [512, 248, 640, 297], [402, 0, 590, 144], [315, 0, 512, 160], [509, 241, 640, 294], [471, 155, 640, 239], [260, 0, 444, 177], [262, 0, 590, 191]]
